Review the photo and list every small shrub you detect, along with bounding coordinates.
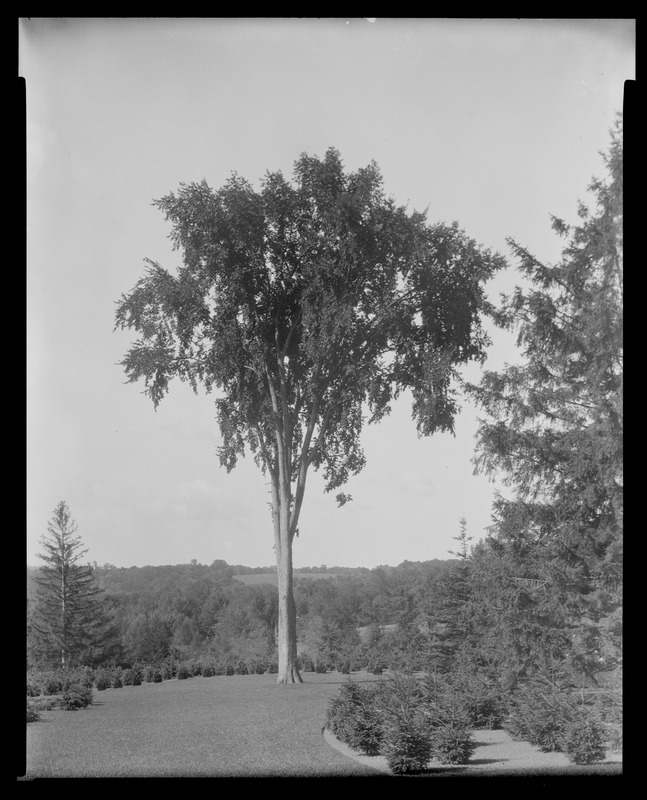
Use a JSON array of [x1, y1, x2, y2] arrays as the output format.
[[152, 668, 163, 682], [177, 664, 191, 680], [27, 702, 41, 723], [462, 693, 507, 729], [234, 661, 248, 675], [564, 716, 607, 765], [381, 721, 432, 775], [267, 661, 278, 674], [94, 670, 112, 691], [526, 707, 568, 752], [432, 724, 476, 765], [225, 664, 235, 676], [202, 662, 216, 677], [314, 661, 327, 674], [325, 681, 383, 756], [299, 655, 315, 672], [112, 673, 123, 689], [505, 680, 578, 752], [41, 672, 64, 696], [121, 669, 132, 685], [60, 683, 93, 710], [27, 679, 41, 698]]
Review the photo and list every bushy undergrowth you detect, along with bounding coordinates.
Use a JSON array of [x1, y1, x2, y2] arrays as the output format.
[[325, 672, 486, 773], [432, 725, 476, 764], [37, 671, 64, 696], [504, 673, 615, 764], [122, 668, 142, 686], [28, 666, 95, 697], [299, 655, 315, 672], [326, 680, 383, 756], [60, 683, 94, 710], [381, 720, 433, 775], [506, 696, 572, 752], [94, 669, 112, 691], [563, 714, 608, 765], [423, 670, 507, 730], [27, 702, 41, 722]]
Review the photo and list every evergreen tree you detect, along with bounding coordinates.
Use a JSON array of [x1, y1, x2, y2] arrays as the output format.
[[29, 501, 116, 668], [468, 117, 623, 687], [426, 518, 475, 672]]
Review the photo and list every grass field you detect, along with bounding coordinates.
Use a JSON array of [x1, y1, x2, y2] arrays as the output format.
[[23, 671, 622, 780], [23, 671, 385, 779]]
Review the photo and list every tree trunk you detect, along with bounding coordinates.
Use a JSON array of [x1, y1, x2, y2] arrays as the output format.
[[275, 525, 302, 683], [273, 474, 303, 684]]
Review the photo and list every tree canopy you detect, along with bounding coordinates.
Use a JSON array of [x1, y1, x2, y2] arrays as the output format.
[[115, 148, 505, 681], [116, 148, 503, 506]]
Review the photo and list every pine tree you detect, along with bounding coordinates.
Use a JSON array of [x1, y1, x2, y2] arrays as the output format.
[[468, 117, 623, 687], [426, 518, 475, 672], [29, 501, 116, 668]]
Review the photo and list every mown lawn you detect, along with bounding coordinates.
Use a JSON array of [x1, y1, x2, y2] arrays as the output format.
[[23, 671, 386, 779]]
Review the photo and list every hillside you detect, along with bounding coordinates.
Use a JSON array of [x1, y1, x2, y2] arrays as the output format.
[[233, 571, 355, 587]]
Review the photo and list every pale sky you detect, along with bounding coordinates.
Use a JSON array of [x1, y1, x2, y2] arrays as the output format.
[[23, 18, 633, 569]]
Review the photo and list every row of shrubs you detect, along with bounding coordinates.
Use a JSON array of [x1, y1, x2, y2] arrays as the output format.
[[505, 679, 623, 762], [27, 652, 382, 700], [326, 674, 480, 774], [326, 672, 620, 774], [26, 655, 283, 698]]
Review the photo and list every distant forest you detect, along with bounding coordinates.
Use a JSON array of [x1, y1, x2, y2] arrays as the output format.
[[27, 557, 456, 671]]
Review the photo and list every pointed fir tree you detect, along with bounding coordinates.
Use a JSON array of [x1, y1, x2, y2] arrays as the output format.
[[426, 517, 475, 672], [467, 117, 623, 688], [29, 501, 116, 668]]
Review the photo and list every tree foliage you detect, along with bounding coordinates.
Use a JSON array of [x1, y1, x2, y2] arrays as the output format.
[[114, 147, 504, 681], [116, 147, 502, 501], [467, 117, 623, 686]]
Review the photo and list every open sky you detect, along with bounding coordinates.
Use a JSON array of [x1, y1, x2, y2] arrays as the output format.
[[23, 18, 633, 570]]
